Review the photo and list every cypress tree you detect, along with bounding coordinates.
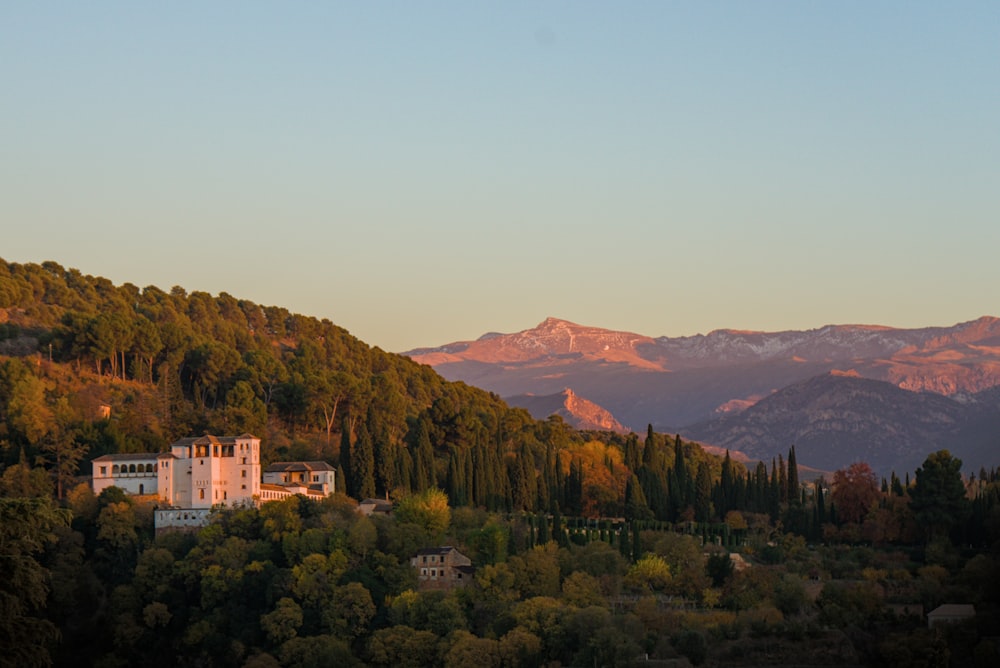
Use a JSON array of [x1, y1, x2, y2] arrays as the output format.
[[769, 458, 781, 518], [473, 446, 487, 507], [642, 425, 659, 471], [490, 441, 507, 511], [552, 503, 566, 547], [520, 443, 537, 511], [395, 446, 412, 495], [353, 423, 376, 500], [538, 443, 553, 511], [369, 406, 394, 498], [695, 462, 712, 522], [537, 511, 551, 545], [412, 417, 434, 492], [815, 478, 827, 525], [719, 450, 735, 515], [624, 433, 641, 474], [447, 449, 467, 506], [335, 464, 347, 497], [673, 435, 688, 504], [787, 446, 799, 504], [464, 446, 475, 508], [339, 418, 353, 496], [625, 474, 653, 520], [777, 454, 787, 504], [891, 472, 904, 497]]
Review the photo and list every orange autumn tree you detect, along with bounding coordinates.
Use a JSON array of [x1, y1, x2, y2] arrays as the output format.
[[561, 440, 630, 517]]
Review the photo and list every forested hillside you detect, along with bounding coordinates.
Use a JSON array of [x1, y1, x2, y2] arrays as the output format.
[[4, 259, 1000, 667], [0, 258, 726, 518]]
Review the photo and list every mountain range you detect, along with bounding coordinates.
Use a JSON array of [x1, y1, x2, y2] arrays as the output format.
[[405, 316, 1000, 474]]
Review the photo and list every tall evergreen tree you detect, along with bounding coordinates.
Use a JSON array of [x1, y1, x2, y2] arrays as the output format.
[[625, 474, 653, 520], [910, 450, 971, 541], [411, 417, 434, 492], [624, 433, 641, 474], [339, 417, 353, 495], [446, 448, 467, 506], [787, 446, 799, 504], [370, 407, 395, 498], [352, 423, 376, 499], [719, 450, 735, 515], [777, 454, 788, 504], [673, 435, 688, 504], [694, 462, 712, 522]]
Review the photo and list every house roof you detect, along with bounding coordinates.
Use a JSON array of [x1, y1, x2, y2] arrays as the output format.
[[928, 604, 975, 617], [414, 546, 460, 557], [261, 483, 326, 497], [92, 453, 164, 462], [264, 461, 335, 473], [169, 434, 258, 448]]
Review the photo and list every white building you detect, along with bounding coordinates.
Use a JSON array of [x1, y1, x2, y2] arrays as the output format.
[[156, 434, 261, 508], [92, 434, 261, 530], [90, 435, 342, 530], [263, 461, 336, 495], [92, 453, 160, 496]]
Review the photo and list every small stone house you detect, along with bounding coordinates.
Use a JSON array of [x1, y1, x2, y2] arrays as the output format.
[[927, 604, 975, 628], [411, 547, 474, 591], [357, 498, 394, 516]]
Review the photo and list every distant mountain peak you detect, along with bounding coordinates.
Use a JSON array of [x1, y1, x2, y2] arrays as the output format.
[[406, 316, 1000, 473], [505, 387, 628, 433]]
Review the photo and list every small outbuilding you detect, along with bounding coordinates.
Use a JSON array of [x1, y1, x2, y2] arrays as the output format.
[[411, 546, 474, 591], [927, 604, 975, 629], [357, 498, 393, 516]]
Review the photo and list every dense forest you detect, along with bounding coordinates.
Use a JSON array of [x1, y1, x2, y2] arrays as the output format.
[[3, 258, 1000, 667]]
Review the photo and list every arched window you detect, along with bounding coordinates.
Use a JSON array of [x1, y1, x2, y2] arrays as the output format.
[[112, 465, 119, 474], [145, 463, 154, 473], [129, 464, 136, 473]]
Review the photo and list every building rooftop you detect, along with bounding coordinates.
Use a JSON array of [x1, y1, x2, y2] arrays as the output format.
[[413, 546, 460, 557], [264, 461, 335, 473], [92, 453, 165, 462]]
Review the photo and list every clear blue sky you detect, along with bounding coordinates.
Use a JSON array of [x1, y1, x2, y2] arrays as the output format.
[[3, 2, 998, 352]]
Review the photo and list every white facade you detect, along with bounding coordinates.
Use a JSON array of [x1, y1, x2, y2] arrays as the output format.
[[262, 461, 336, 495], [92, 453, 160, 496], [90, 435, 349, 531], [157, 434, 261, 508], [91, 434, 261, 509]]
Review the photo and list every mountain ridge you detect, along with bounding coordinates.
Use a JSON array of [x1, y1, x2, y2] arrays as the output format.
[[405, 316, 1000, 473]]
